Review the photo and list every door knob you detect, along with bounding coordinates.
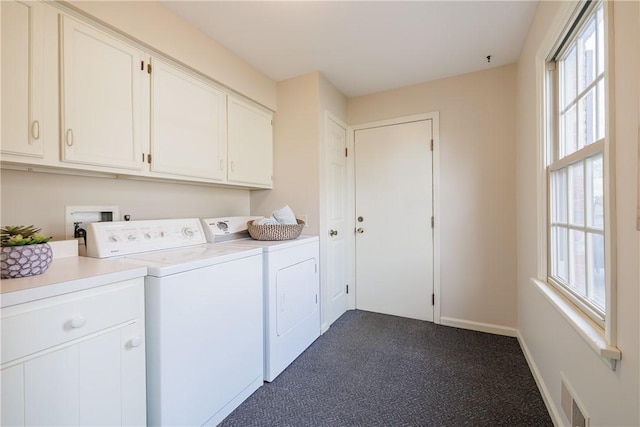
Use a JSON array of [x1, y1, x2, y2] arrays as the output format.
[[329, 229, 338, 236], [357, 216, 364, 222], [356, 228, 364, 234]]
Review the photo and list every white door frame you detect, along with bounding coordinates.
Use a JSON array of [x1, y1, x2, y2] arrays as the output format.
[[347, 112, 441, 324], [320, 111, 350, 333]]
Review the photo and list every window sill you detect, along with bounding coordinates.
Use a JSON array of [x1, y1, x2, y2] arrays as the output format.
[[530, 278, 621, 370]]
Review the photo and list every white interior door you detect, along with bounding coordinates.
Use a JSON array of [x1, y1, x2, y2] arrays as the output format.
[[324, 115, 348, 327], [355, 120, 434, 321]]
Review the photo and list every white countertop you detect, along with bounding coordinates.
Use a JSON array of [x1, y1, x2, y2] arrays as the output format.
[[0, 256, 147, 308]]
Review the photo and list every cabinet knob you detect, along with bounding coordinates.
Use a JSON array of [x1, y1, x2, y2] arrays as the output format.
[[128, 336, 143, 348], [70, 316, 86, 328], [66, 129, 74, 146], [356, 228, 365, 234], [31, 121, 40, 141], [329, 229, 338, 236]]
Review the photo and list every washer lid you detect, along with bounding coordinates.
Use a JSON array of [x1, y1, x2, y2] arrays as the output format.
[[126, 244, 262, 277]]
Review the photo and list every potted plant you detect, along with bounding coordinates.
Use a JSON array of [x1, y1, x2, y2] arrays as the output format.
[[1, 225, 53, 279]]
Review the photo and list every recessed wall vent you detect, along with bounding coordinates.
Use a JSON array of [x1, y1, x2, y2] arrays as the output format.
[[561, 375, 589, 427]]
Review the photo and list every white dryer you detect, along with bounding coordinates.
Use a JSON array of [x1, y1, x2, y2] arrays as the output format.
[[202, 217, 320, 382]]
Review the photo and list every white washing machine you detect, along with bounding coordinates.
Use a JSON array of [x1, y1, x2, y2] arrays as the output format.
[[202, 216, 320, 382], [86, 218, 264, 426]]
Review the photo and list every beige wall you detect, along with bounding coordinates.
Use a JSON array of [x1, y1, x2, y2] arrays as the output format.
[[516, 1, 639, 425], [348, 65, 518, 329], [250, 72, 348, 235], [250, 72, 321, 233], [0, 169, 249, 241], [65, 1, 277, 110]]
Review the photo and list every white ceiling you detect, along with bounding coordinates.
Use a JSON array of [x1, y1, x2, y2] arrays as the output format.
[[161, 1, 538, 98]]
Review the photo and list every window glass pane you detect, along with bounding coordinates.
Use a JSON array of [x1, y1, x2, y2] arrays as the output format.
[[586, 153, 604, 229], [561, 105, 577, 157], [569, 161, 584, 226], [561, 46, 577, 109], [553, 226, 569, 283], [551, 169, 568, 223], [597, 6, 604, 75], [578, 87, 597, 148], [569, 229, 586, 295], [588, 232, 605, 310], [578, 18, 597, 92], [597, 79, 604, 140]]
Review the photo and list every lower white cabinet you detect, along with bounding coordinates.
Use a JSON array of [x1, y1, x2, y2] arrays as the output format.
[[0, 279, 146, 426]]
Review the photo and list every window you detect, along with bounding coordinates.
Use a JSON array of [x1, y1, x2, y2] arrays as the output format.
[[547, 1, 607, 326]]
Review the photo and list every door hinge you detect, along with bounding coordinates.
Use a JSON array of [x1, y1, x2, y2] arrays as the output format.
[[430, 139, 434, 151], [147, 153, 152, 164], [345, 147, 348, 157], [346, 284, 349, 294], [141, 60, 144, 71], [147, 63, 152, 74], [431, 216, 434, 228], [432, 293, 435, 305]]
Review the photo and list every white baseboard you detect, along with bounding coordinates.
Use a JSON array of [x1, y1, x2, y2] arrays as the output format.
[[517, 331, 563, 426], [439, 316, 518, 337]]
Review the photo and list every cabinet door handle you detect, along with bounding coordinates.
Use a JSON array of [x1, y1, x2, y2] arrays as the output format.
[[230, 161, 235, 172], [128, 336, 143, 348], [31, 120, 40, 141], [65, 129, 74, 146], [219, 159, 224, 172], [70, 316, 86, 328]]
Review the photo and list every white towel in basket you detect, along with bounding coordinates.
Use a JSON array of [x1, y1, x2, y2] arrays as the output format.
[[271, 205, 297, 225], [257, 216, 279, 225]]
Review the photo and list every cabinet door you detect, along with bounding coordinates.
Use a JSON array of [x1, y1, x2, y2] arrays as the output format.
[[20, 324, 145, 426], [150, 58, 226, 180], [227, 96, 273, 188], [1, 364, 25, 426], [1, 0, 44, 157], [60, 16, 143, 170]]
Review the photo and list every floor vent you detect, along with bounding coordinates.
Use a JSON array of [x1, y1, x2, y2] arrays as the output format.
[[561, 376, 589, 427]]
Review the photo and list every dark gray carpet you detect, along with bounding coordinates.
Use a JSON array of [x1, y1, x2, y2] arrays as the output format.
[[219, 310, 552, 427]]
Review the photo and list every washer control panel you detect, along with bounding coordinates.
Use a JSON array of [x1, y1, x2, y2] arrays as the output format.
[[86, 218, 206, 258]]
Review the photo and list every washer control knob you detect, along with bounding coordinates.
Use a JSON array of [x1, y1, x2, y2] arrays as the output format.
[[108, 235, 119, 243], [182, 227, 194, 237], [128, 234, 137, 241]]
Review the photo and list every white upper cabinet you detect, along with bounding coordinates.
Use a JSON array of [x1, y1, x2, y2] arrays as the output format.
[[227, 96, 273, 188], [1, 0, 45, 157], [150, 58, 227, 181], [60, 16, 144, 171]]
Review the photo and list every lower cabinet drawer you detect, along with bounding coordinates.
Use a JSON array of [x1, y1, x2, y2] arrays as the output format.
[[1, 279, 144, 365]]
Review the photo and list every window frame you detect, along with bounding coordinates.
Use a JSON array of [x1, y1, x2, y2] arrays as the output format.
[[543, 0, 616, 338]]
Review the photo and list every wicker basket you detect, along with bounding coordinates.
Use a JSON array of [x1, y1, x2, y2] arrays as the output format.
[[247, 219, 305, 241]]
